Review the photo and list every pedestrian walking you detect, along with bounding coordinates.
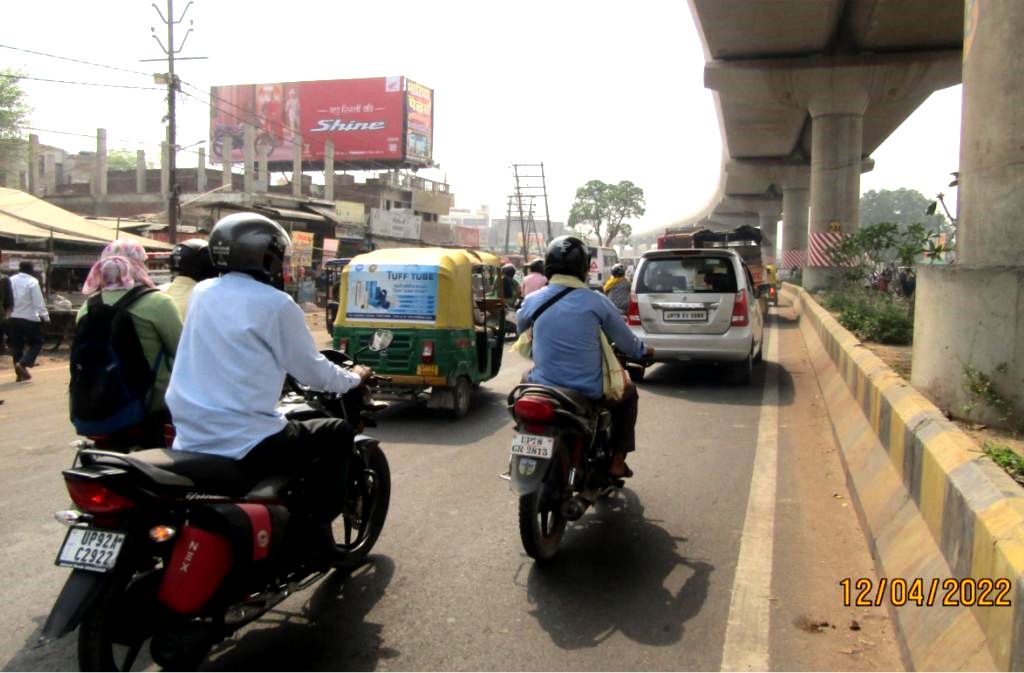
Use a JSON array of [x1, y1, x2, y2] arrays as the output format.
[[8, 261, 49, 382], [0, 249, 13, 356]]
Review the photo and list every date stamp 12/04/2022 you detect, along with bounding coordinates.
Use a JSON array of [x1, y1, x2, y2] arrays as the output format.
[[840, 578, 1013, 608]]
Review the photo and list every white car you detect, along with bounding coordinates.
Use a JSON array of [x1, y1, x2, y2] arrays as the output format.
[[626, 248, 765, 383], [587, 246, 619, 290]]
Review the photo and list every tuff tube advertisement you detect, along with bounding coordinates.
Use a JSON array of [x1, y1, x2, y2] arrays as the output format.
[[346, 263, 439, 323], [210, 76, 432, 165]]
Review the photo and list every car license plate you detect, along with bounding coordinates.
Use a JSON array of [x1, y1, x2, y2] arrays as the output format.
[[416, 364, 439, 376], [664, 310, 707, 322], [56, 527, 125, 573], [510, 433, 554, 459]]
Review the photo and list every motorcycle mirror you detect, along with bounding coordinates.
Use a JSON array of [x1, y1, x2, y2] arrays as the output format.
[[369, 329, 394, 352]]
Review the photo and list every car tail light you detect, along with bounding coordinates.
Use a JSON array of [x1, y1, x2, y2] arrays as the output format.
[[338, 338, 349, 354], [514, 396, 556, 423], [731, 291, 750, 327], [421, 340, 434, 364], [65, 478, 136, 514], [627, 292, 642, 326]]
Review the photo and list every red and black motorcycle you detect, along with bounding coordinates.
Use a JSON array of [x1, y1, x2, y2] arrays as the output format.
[[40, 340, 393, 671]]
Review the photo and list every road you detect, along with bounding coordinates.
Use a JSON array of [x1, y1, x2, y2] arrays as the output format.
[[0, 300, 905, 671]]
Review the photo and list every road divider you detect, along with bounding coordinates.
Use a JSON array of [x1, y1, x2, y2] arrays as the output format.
[[785, 283, 1024, 671]]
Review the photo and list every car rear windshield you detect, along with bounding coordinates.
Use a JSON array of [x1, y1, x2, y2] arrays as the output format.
[[636, 257, 738, 294]]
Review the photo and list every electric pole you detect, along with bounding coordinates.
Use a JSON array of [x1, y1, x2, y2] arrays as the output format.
[[142, 0, 205, 245]]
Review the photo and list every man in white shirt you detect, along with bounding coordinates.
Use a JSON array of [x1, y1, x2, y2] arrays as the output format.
[[9, 261, 49, 382], [166, 213, 370, 558]]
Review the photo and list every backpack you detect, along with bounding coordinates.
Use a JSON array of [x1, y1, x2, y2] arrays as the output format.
[[69, 286, 160, 436]]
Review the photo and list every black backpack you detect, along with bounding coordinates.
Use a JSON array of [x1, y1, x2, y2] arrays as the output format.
[[69, 286, 159, 436]]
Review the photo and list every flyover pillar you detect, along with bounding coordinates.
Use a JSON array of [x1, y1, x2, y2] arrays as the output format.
[[781, 178, 809, 273], [804, 88, 868, 291], [913, 0, 1024, 430], [757, 208, 779, 265]]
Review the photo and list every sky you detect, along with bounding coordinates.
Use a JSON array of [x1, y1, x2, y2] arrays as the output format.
[[2, 0, 962, 235]]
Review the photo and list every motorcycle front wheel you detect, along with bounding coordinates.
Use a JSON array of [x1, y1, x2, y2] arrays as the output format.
[[77, 570, 163, 672], [518, 482, 567, 562], [332, 443, 391, 569]]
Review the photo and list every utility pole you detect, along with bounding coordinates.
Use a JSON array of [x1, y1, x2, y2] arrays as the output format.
[[142, 1, 205, 244]]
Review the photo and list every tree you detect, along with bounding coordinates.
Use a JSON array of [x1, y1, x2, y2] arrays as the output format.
[[0, 69, 32, 177], [107, 149, 155, 171], [567, 179, 645, 246], [859, 188, 947, 231]]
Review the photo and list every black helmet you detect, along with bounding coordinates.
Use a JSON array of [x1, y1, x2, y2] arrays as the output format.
[[501, 263, 516, 277], [208, 212, 290, 284], [611, 263, 625, 278], [528, 259, 544, 274], [170, 238, 217, 281], [544, 235, 590, 282]]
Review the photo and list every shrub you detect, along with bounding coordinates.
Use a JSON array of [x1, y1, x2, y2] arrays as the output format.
[[826, 289, 914, 345]]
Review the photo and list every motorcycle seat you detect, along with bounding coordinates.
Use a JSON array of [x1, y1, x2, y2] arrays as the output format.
[[90, 449, 258, 497], [510, 383, 597, 419]]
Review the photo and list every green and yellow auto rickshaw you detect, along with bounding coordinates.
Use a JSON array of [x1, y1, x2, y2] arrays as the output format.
[[331, 247, 507, 418]]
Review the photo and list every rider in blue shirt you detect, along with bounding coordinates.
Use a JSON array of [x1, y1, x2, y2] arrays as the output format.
[[517, 236, 653, 477]]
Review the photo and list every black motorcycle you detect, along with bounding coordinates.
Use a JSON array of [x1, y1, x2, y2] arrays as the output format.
[[40, 333, 394, 671], [506, 383, 624, 561]]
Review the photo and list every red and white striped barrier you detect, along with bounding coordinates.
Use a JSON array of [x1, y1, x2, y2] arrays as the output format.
[[807, 231, 846, 267], [781, 249, 805, 269]]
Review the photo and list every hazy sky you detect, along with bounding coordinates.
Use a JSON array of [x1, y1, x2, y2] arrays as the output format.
[[3, 0, 962, 234]]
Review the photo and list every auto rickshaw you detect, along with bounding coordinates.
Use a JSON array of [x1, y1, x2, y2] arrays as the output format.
[[331, 247, 506, 418], [765, 263, 779, 306]]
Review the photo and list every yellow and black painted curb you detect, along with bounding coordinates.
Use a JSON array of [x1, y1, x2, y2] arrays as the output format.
[[786, 283, 1024, 671]]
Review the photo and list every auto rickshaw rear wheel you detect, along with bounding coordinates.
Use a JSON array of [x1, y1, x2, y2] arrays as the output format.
[[451, 376, 473, 419]]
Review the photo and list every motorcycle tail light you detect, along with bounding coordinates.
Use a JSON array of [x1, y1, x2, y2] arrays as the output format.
[[163, 424, 176, 449], [514, 396, 556, 423], [421, 340, 434, 364], [65, 478, 136, 515], [339, 338, 349, 353]]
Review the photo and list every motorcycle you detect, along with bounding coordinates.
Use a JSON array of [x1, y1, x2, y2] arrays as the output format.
[[39, 331, 395, 671], [505, 383, 625, 561]]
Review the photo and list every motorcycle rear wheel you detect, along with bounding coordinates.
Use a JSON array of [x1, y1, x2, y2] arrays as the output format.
[[77, 571, 164, 672], [332, 443, 391, 569], [518, 485, 566, 562]]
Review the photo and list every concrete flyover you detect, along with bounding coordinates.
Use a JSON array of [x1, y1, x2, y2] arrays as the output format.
[[684, 0, 962, 287]]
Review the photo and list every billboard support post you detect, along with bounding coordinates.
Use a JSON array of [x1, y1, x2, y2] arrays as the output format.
[[257, 144, 269, 193], [292, 133, 302, 197], [243, 124, 255, 193], [324, 140, 334, 201]]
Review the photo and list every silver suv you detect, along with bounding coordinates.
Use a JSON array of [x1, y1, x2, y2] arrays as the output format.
[[627, 249, 765, 383]]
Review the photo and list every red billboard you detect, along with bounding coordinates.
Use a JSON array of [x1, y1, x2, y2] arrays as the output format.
[[210, 76, 433, 167]]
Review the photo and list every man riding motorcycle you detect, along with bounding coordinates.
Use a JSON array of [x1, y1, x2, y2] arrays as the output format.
[[162, 237, 218, 318], [164, 212, 371, 560], [517, 236, 653, 478]]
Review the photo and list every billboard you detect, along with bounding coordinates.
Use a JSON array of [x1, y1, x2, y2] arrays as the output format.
[[369, 208, 421, 240], [210, 76, 433, 166], [290, 231, 314, 266]]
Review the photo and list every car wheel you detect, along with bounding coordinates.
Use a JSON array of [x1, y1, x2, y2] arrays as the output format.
[[627, 364, 646, 383], [753, 339, 764, 364], [733, 350, 753, 385]]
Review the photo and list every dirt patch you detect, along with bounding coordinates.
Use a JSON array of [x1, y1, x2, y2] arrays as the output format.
[[862, 342, 912, 379]]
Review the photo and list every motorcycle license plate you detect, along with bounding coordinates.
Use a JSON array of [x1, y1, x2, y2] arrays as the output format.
[[56, 527, 125, 573], [510, 433, 554, 459]]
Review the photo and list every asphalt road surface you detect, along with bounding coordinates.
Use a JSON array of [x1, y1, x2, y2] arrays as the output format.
[[0, 301, 906, 671]]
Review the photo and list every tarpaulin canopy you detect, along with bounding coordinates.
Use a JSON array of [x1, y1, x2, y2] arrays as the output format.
[[0, 188, 173, 250]]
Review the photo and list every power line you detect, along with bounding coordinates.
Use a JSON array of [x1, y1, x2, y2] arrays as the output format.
[[0, 73, 163, 90], [0, 43, 150, 78]]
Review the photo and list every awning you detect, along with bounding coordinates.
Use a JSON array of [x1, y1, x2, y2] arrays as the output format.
[[0, 188, 173, 250], [255, 206, 328, 223]]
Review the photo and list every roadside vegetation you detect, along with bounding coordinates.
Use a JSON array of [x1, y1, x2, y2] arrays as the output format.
[[983, 440, 1024, 486]]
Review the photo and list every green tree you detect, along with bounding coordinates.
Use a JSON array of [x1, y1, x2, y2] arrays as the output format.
[[567, 179, 645, 246], [107, 148, 155, 171], [859, 188, 947, 231], [0, 69, 32, 176]]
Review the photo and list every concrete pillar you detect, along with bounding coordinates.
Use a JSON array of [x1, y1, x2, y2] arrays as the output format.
[[913, 0, 1024, 433], [803, 88, 868, 291], [44, 153, 55, 194], [292, 133, 303, 197], [160, 142, 170, 197], [221, 142, 232, 192], [27, 134, 39, 195], [757, 210, 779, 264], [243, 124, 255, 194], [257, 145, 269, 193], [781, 177, 810, 271], [135, 150, 146, 194], [94, 128, 108, 197], [196, 148, 207, 192], [324, 140, 334, 201]]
